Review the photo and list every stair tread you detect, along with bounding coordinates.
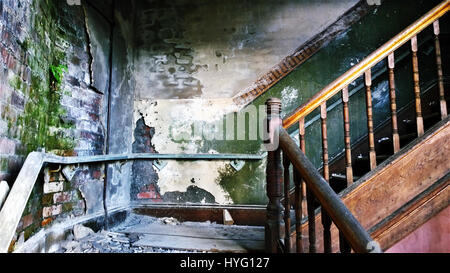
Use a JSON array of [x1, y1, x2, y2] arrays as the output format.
[[330, 173, 361, 181], [355, 154, 390, 161]]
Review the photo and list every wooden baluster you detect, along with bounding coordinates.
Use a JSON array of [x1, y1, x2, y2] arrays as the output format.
[[300, 118, 316, 253], [306, 188, 316, 253], [388, 53, 401, 153], [265, 98, 284, 253], [294, 118, 305, 253], [293, 168, 303, 253], [365, 70, 377, 171], [340, 87, 353, 253], [299, 119, 307, 200], [433, 20, 447, 120], [320, 102, 332, 253], [339, 231, 352, 253], [411, 36, 424, 137], [342, 86, 353, 184], [283, 153, 291, 253], [320, 103, 330, 182]]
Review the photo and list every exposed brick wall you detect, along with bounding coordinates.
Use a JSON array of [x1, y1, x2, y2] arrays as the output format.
[[0, 0, 108, 251]]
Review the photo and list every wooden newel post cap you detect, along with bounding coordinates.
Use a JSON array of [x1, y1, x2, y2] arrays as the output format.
[[266, 98, 282, 115]]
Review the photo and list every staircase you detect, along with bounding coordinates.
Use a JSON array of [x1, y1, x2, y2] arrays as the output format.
[[0, 1, 449, 254], [265, 0, 450, 253]]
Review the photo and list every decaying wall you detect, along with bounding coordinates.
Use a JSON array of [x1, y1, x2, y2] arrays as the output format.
[[132, 0, 360, 205], [0, 0, 125, 251], [133, 0, 359, 100], [104, 0, 135, 211]]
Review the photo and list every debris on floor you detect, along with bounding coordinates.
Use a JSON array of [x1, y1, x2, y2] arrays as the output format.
[[54, 213, 264, 253]]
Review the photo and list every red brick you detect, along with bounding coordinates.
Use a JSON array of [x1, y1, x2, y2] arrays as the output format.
[[53, 192, 71, 203], [21, 214, 33, 229], [42, 205, 62, 218], [137, 191, 153, 199], [92, 170, 102, 179], [7, 55, 15, 70], [137, 184, 161, 200], [41, 218, 53, 227]]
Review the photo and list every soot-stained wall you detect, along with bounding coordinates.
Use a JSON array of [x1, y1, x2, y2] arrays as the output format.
[[132, 0, 449, 206], [131, 0, 361, 205], [133, 0, 358, 100], [0, 0, 113, 251]]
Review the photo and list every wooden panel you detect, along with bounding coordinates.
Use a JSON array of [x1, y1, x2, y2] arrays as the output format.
[[132, 205, 266, 226], [372, 176, 449, 250], [291, 118, 450, 252], [0, 152, 45, 253]]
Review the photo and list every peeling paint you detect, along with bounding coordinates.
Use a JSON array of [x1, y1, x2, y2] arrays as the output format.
[[133, 0, 358, 100], [134, 99, 239, 204]]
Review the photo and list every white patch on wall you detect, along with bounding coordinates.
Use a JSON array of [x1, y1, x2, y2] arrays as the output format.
[[134, 98, 238, 204], [372, 81, 389, 108], [281, 86, 299, 106]]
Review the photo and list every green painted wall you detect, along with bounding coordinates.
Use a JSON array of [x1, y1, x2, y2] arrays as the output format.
[[250, 0, 447, 166], [213, 0, 449, 204]]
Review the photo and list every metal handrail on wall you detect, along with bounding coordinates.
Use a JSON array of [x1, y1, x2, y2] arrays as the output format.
[[0, 152, 264, 253]]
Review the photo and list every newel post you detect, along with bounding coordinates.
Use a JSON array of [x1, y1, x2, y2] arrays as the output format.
[[264, 98, 284, 253]]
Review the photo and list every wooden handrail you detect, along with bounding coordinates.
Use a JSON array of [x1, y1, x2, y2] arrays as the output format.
[[278, 128, 375, 253], [0, 152, 263, 253], [283, 0, 450, 129], [265, 98, 377, 253]]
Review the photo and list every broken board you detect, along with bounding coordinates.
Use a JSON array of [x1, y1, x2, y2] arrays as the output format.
[[120, 222, 265, 253]]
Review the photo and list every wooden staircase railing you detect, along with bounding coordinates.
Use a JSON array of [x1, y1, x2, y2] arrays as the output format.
[[264, 98, 377, 253], [264, 0, 450, 253]]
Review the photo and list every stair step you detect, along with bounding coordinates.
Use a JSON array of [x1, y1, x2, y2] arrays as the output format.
[[355, 154, 390, 162], [402, 112, 442, 130], [330, 173, 361, 182], [377, 133, 417, 148]]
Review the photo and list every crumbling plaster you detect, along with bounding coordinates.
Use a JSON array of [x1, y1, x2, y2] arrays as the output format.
[[134, 0, 359, 100], [131, 0, 359, 205]]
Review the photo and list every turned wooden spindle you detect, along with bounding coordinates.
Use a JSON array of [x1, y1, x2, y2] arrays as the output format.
[[265, 98, 284, 253], [299, 119, 307, 199], [320, 103, 330, 182], [283, 153, 291, 253], [293, 168, 303, 253], [341, 86, 353, 184], [433, 20, 447, 120], [339, 230, 352, 253], [411, 36, 424, 137], [340, 87, 353, 253], [306, 188, 316, 253], [388, 53, 401, 153], [365, 70, 377, 171], [299, 118, 316, 253], [320, 102, 332, 253]]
